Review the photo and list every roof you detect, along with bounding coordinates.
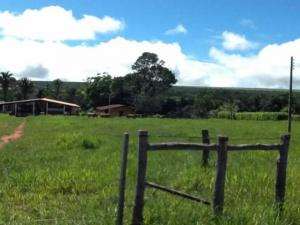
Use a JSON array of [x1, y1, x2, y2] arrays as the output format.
[[96, 104, 129, 111], [0, 98, 80, 108]]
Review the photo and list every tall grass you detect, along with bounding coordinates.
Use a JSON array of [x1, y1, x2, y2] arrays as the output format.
[[0, 115, 299, 224]]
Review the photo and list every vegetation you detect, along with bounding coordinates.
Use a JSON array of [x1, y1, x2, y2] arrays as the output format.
[[0, 71, 16, 101], [0, 52, 297, 118], [0, 115, 299, 224], [17, 78, 35, 99]]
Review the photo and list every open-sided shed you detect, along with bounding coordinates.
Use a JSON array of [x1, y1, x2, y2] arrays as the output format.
[[0, 98, 80, 116]]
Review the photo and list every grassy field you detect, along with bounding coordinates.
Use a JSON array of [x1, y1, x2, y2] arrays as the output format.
[[0, 115, 299, 225]]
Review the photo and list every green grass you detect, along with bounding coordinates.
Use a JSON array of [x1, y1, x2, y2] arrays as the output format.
[[0, 115, 299, 225], [0, 115, 24, 137]]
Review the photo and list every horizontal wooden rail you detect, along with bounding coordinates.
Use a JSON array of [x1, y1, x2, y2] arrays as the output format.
[[148, 142, 217, 151], [145, 181, 211, 205], [228, 144, 282, 151], [148, 142, 282, 152]]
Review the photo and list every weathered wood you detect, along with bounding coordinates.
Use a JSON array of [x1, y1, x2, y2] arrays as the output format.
[[116, 132, 129, 225], [132, 131, 148, 225], [213, 136, 228, 215], [275, 134, 290, 214], [145, 181, 211, 205], [288, 56, 294, 133], [14, 103, 17, 116], [46, 102, 48, 115], [202, 130, 210, 166], [32, 102, 35, 116], [228, 144, 281, 151], [148, 142, 217, 151]]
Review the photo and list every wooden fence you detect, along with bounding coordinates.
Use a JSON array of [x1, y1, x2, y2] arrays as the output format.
[[116, 130, 290, 225]]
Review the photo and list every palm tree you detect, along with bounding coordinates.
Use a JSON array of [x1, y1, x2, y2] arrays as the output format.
[[18, 77, 34, 99], [52, 79, 63, 99], [0, 71, 15, 101]]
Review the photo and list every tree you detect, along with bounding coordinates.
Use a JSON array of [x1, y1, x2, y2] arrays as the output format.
[[66, 87, 78, 102], [86, 73, 112, 107], [129, 52, 177, 97], [123, 52, 177, 112], [52, 79, 63, 99], [111, 76, 133, 105], [0, 71, 16, 101], [18, 77, 34, 99]]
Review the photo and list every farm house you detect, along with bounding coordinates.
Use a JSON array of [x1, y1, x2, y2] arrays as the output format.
[[0, 98, 80, 116], [95, 104, 134, 116]]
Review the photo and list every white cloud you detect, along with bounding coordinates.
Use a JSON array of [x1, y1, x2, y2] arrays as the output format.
[[222, 31, 257, 51], [0, 35, 230, 86], [0, 5, 298, 89], [165, 24, 187, 35], [0, 6, 124, 41], [0, 34, 299, 88], [209, 38, 300, 88]]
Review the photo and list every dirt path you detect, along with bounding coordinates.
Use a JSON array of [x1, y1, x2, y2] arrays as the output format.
[[0, 122, 26, 149]]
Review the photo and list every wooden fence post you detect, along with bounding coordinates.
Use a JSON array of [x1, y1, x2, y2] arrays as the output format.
[[213, 136, 228, 215], [131, 130, 148, 225], [202, 130, 210, 166], [116, 132, 129, 225], [275, 134, 290, 214]]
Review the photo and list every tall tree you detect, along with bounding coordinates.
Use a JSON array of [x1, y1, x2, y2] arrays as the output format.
[[128, 52, 177, 97], [52, 79, 63, 99], [0, 71, 16, 101], [125, 52, 177, 113], [18, 77, 34, 99], [86, 73, 112, 107]]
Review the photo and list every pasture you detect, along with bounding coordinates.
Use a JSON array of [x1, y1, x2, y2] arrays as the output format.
[[0, 115, 299, 225]]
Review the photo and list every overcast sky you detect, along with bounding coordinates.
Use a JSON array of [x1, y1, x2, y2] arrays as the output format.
[[0, 0, 299, 88]]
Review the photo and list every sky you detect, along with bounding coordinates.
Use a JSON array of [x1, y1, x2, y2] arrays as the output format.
[[0, 0, 300, 88]]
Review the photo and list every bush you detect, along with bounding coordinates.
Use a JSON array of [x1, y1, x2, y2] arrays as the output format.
[[82, 139, 96, 149], [235, 112, 288, 121], [217, 111, 235, 119]]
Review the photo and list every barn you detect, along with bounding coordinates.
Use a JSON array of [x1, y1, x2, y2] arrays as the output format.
[[95, 104, 134, 116], [0, 98, 80, 116]]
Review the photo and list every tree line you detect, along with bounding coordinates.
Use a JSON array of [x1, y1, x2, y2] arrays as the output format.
[[0, 52, 297, 117]]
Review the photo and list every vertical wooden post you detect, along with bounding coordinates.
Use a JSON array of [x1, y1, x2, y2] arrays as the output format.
[[63, 105, 66, 115], [46, 102, 48, 115], [275, 134, 290, 214], [202, 129, 210, 166], [14, 103, 17, 116], [132, 130, 148, 225], [213, 136, 228, 215], [32, 102, 35, 116], [116, 132, 130, 225], [288, 56, 294, 133]]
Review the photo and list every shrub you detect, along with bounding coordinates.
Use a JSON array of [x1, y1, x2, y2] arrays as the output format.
[[235, 112, 288, 121], [217, 111, 235, 119], [82, 139, 96, 149]]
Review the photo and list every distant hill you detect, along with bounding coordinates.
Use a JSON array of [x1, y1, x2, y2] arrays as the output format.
[[33, 81, 85, 90]]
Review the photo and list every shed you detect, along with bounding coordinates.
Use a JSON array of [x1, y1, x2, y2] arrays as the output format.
[[95, 104, 134, 116], [0, 98, 80, 116]]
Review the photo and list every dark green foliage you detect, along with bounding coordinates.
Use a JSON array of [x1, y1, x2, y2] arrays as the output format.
[[52, 78, 63, 99], [0, 71, 17, 101], [17, 77, 34, 99], [82, 139, 96, 149], [86, 73, 112, 107]]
